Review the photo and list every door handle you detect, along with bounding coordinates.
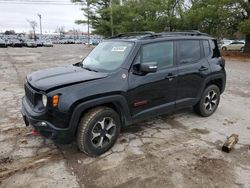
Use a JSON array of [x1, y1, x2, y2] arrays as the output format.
[[165, 73, 177, 81], [199, 66, 208, 72]]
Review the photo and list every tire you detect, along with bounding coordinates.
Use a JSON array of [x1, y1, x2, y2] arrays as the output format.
[[222, 47, 227, 51], [77, 106, 121, 156], [194, 85, 220, 117]]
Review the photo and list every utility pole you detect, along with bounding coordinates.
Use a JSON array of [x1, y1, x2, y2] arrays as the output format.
[[110, 0, 114, 36], [37, 14, 42, 39], [87, 1, 90, 45]]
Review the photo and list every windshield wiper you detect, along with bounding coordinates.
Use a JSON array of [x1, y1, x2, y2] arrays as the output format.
[[73, 62, 82, 67], [82, 66, 99, 72]]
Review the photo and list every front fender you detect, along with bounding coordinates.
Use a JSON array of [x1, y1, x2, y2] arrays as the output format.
[[66, 95, 132, 138]]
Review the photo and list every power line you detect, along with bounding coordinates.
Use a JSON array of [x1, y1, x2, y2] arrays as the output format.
[[0, 2, 74, 5], [0, 0, 71, 2], [0, 0, 79, 5]]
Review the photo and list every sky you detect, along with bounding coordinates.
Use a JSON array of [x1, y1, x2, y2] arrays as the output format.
[[0, 0, 87, 33]]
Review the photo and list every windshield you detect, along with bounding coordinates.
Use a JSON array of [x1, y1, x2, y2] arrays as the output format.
[[82, 41, 134, 72]]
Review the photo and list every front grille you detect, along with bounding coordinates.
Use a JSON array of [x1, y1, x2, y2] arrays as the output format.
[[24, 83, 36, 105]]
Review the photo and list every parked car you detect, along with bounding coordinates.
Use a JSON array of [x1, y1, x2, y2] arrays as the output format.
[[221, 41, 245, 51], [92, 40, 100, 46], [21, 31, 226, 156], [11, 39, 23, 47], [36, 40, 44, 47], [25, 40, 37, 48], [43, 40, 53, 47], [0, 38, 7, 48]]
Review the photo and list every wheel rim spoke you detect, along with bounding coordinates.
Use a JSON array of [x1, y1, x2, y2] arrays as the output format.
[[211, 91, 216, 100], [206, 94, 211, 100], [211, 99, 217, 105], [98, 119, 105, 129], [204, 101, 210, 108], [92, 132, 101, 140], [105, 121, 115, 131], [105, 133, 113, 141], [208, 103, 212, 111], [97, 136, 104, 148]]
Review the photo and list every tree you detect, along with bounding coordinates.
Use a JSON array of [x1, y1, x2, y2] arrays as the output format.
[[179, 0, 250, 53], [72, 0, 186, 37], [237, 0, 250, 53], [180, 0, 240, 37], [4, 30, 16, 35], [27, 20, 38, 40], [56, 26, 65, 39]]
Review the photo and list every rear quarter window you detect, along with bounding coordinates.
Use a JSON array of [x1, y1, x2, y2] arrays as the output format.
[[211, 39, 221, 58], [203, 40, 211, 57]]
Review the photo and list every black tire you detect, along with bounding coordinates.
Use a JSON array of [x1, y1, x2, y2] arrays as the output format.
[[77, 106, 121, 156], [222, 47, 227, 51], [194, 85, 220, 117]]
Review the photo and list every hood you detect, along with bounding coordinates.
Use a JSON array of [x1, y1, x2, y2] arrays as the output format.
[[27, 65, 108, 91]]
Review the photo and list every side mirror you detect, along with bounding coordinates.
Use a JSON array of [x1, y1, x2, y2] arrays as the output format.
[[140, 62, 158, 73]]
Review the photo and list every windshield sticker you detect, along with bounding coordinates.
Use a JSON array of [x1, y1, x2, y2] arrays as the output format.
[[111, 46, 127, 52]]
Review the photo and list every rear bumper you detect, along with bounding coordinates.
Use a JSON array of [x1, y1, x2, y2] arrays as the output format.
[[21, 97, 75, 144]]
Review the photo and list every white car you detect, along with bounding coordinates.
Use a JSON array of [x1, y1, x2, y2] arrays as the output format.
[[221, 41, 245, 51], [26, 40, 37, 48], [43, 40, 53, 47]]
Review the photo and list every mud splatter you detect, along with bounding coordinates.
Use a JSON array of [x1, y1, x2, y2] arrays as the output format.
[[161, 115, 187, 130], [191, 128, 210, 135]]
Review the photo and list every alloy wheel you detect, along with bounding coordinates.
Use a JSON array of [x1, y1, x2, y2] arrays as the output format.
[[203, 90, 218, 112], [91, 117, 116, 148]]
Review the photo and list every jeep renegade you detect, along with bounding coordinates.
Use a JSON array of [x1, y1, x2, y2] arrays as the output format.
[[21, 31, 226, 156]]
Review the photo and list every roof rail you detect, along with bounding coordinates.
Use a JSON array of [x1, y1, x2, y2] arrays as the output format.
[[109, 31, 155, 39], [108, 30, 209, 40], [160, 30, 209, 36]]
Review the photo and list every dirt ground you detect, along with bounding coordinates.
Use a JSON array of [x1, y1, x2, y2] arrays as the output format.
[[0, 45, 250, 188]]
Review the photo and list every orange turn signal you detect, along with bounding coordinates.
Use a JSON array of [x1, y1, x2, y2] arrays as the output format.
[[52, 95, 59, 107]]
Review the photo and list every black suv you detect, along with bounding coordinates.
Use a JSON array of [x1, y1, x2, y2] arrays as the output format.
[[22, 31, 226, 156]]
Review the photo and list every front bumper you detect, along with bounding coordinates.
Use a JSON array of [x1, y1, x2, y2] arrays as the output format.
[[21, 97, 75, 144]]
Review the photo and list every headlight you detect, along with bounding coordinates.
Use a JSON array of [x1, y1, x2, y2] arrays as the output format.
[[42, 95, 47, 107]]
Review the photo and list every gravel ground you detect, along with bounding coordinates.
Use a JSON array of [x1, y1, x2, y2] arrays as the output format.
[[0, 45, 250, 188]]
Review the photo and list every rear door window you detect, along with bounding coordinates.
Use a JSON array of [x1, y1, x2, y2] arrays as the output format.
[[179, 40, 201, 64]]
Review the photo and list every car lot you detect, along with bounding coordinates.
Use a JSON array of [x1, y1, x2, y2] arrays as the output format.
[[0, 45, 250, 188]]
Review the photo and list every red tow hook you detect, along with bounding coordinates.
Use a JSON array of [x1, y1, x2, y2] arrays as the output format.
[[32, 129, 39, 136]]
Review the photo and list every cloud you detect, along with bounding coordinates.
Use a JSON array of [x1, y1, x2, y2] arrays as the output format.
[[0, 0, 87, 33]]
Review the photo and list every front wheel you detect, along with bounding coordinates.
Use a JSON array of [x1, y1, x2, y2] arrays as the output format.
[[194, 85, 220, 117], [77, 107, 121, 156]]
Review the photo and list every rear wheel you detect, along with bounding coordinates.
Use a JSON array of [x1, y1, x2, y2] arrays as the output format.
[[77, 107, 121, 156], [222, 47, 227, 51], [194, 85, 220, 117]]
